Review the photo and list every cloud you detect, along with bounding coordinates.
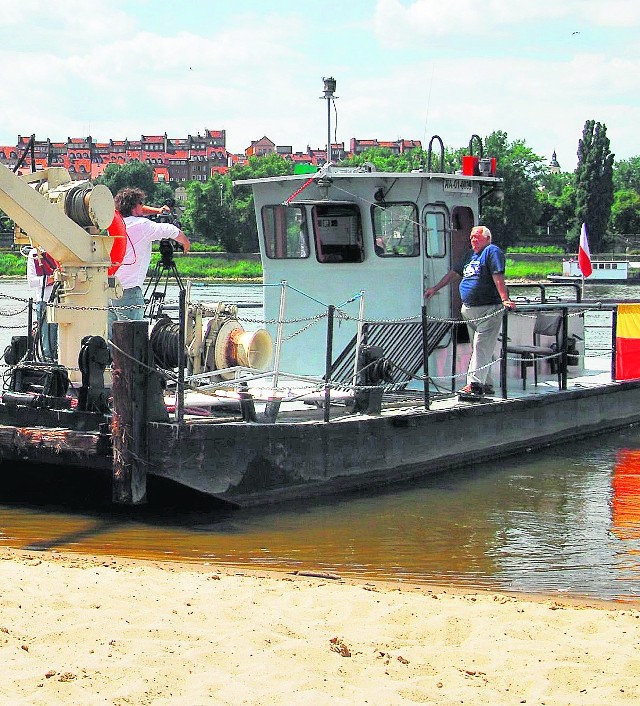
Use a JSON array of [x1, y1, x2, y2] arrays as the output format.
[[0, 0, 136, 51], [0, 7, 312, 150], [373, 0, 640, 44], [0, 0, 637, 168]]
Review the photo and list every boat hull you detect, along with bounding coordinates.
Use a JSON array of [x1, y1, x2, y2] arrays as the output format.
[[2, 380, 639, 507], [145, 381, 640, 506]]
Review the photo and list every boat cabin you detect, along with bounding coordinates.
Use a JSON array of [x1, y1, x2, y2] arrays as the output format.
[[240, 165, 505, 383]]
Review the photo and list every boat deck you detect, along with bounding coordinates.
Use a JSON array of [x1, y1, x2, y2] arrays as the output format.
[[169, 367, 614, 425]]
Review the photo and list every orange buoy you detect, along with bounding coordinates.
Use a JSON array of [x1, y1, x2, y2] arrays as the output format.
[[106, 211, 127, 275]]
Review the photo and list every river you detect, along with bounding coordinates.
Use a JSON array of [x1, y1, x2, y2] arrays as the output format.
[[0, 279, 639, 600]]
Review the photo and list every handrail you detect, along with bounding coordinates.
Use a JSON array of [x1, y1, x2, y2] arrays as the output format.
[[509, 282, 582, 303], [468, 134, 483, 158], [427, 135, 444, 173]]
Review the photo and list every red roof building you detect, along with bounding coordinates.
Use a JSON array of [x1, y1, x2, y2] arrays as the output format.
[[0, 129, 422, 185]]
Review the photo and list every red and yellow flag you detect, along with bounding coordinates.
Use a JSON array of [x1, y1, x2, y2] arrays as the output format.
[[615, 304, 640, 380]]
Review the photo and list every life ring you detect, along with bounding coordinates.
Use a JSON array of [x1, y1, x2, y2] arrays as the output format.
[[106, 211, 127, 275]]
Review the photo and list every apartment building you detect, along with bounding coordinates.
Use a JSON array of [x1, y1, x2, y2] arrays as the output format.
[[0, 131, 421, 184]]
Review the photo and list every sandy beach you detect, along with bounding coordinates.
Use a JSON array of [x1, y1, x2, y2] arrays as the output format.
[[0, 547, 638, 705]]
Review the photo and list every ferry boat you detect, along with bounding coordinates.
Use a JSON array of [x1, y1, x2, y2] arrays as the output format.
[[2, 146, 640, 507], [548, 258, 633, 283]]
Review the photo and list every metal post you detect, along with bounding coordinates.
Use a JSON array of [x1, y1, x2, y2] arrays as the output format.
[[176, 289, 186, 424], [561, 306, 568, 390], [500, 310, 508, 398], [272, 280, 287, 390], [324, 304, 335, 422], [27, 297, 34, 360], [321, 77, 337, 165], [352, 291, 365, 388], [422, 305, 430, 409], [327, 96, 331, 164]]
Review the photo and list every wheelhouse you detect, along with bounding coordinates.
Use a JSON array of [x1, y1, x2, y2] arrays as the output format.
[[239, 166, 502, 379]]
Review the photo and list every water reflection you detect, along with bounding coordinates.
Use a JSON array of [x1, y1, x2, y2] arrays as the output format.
[[0, 428, 639, 599], [612, 450, 640, 540]]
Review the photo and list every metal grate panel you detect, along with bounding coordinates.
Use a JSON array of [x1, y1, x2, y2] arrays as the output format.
[[329, 320, 452, 389]]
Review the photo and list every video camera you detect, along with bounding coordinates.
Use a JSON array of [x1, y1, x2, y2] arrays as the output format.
[[150, 198, 182, 229]]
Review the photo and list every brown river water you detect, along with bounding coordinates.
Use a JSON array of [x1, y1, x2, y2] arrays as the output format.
[[0, 280, 639, 600]]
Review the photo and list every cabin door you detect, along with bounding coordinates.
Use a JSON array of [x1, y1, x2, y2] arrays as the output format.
[[422, 205, 451, 321], [450, 206, 475, 321]]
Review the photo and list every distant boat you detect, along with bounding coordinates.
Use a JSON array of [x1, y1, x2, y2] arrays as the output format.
[[548, 258, 637, 283]]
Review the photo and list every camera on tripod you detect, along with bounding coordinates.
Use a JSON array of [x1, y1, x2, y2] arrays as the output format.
[[150, 198, 182, 229], [158, 238, 179, 268]]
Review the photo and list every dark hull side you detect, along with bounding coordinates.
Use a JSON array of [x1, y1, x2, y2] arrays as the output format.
[[145, 381, 640, 506], [2, 382, 640, 508]]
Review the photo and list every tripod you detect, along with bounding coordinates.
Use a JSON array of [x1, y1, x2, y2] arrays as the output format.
[[144, 240, 185, 321]]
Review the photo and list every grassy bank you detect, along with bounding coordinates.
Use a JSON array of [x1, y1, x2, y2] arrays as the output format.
[[0, 251, 263, 281], [505, 258, 561, 280], [0, 251, 561, 282]]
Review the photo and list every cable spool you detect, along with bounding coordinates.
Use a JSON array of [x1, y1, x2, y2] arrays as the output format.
[[150, 317, 183, 369], [152, 315, 273, 378], [212, 321, 273, 380], [64, 183, 93, 227]]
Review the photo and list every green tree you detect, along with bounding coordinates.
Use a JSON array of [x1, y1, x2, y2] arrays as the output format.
[[611, 189, 640, 235], [183, 176, 239, 249], [480, 131, 545, 247], [574, 120, 614, 252], [97, 161, 159, 202], [340, 147, 425, 172], [230, 153, 295, 181], [613, 156, 640, 192], [536, 171, 576, 243], [228, 154, 295, 252]]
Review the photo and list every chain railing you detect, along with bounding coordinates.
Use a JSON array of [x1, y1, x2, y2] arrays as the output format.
[[0, 283, 625, 420]]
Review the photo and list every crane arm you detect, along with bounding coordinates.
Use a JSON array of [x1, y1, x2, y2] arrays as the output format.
[[0, 161, 114, 266]]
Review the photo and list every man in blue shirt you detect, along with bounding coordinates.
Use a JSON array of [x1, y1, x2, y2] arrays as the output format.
[[425, 226, 515, 396]]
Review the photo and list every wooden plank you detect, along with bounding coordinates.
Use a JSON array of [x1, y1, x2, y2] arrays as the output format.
[[0, 424, 110, 467]]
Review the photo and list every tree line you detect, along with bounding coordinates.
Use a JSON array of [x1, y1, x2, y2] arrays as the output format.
[[2, 119, 637, 255]]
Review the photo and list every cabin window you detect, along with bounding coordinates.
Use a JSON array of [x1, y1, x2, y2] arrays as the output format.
[[312, 204, 364, 263], [424, 211, 447, 257], [262, 205, 310, 259], [371, 203, 419, 257]]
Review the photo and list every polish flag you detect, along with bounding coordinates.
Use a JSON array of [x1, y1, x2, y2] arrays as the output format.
[[578, 223, 592, 278]]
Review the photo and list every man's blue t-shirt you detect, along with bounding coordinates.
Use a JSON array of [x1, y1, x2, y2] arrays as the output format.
[[454, 244, 505, 306]]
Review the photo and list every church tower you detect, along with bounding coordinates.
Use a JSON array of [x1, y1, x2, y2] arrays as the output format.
[[548, 150, 561, 174]]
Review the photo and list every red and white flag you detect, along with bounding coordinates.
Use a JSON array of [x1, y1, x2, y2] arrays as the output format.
[[578, 222, 593, 278]]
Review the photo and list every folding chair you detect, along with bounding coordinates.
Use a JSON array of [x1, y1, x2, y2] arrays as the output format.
[[506, 311, 563, 389]]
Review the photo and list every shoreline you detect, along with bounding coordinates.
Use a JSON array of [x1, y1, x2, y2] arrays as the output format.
[[1, 546, 638, 704]]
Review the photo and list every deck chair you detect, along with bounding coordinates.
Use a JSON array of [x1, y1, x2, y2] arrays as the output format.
[[506, 311, 563, 389]]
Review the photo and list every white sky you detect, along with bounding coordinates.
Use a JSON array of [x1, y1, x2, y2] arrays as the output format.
[[1, 0, 637, 170]]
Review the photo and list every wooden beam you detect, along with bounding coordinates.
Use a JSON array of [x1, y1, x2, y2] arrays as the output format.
[[111, 320, 150, 504]]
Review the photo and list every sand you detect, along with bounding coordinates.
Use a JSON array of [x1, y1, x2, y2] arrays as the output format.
[[0, 547, 638, 705]]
